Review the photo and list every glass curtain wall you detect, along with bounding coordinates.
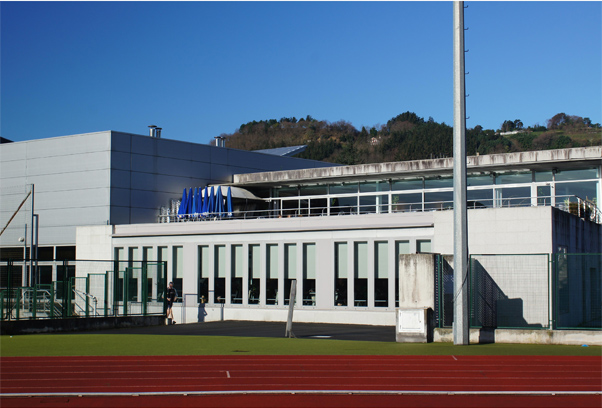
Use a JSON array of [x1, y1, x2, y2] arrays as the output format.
[[214, 245, 225, 302], [198, 246, 209, 303], [374, 241, 388, 307], [284, 244, 296, 305], [354, 242, 368, 307]]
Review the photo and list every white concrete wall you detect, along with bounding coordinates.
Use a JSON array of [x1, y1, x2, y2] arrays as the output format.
[[433, 206, 553, 255]]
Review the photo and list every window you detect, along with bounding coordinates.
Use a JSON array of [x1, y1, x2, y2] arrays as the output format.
[[284, 244, 297, 305], [248, 245, 261, 304], [334, 242, 348, 306], [198, 246, 209, 303], [266, 244, 278, 305], [231, 245, 243, 304], [396, 241, 410, 308], [354, 242, 368, 307], [374, 242, 388, 307], [303, 244, 316, 306], [417, 240, 431, 253], [214, 246, 225, 303], [172, 247, 183, 300]]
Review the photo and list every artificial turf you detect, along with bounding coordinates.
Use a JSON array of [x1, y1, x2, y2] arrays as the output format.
[[1, 334, 600, 357]]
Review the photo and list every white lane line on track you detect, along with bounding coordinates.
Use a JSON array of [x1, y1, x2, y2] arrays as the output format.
[[1, 390, 601, 398], [227, 371, 231, 378], [452, 355, 457, 361]]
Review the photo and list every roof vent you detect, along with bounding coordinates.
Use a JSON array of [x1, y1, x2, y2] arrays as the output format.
[[148, 125, 157, 137], [214, 136, 226, 147]]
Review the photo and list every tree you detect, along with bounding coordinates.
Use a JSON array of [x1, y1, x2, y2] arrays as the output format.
[[513, 119, 523, 130]]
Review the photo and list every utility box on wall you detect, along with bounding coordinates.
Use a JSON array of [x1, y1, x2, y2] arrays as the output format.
[[396, 308, 432, 342]]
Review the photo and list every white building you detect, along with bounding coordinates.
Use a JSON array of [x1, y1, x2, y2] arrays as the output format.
[[75, 146, 601, 327]]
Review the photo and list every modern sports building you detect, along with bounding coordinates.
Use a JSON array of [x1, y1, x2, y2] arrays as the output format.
[[1, 131, 601, 335]]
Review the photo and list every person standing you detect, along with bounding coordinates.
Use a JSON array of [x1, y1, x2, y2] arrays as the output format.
[[166, 282, 178, 325]]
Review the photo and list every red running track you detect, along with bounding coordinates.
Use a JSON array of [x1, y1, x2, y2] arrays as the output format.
[[2, 355, 601, 407], [1, 355, 600, 394]]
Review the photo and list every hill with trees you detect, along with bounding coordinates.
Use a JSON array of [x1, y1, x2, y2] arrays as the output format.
[[222, 112, 601, 165]]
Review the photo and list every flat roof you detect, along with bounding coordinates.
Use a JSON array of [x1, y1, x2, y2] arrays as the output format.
[[232, 146, 601, 187]]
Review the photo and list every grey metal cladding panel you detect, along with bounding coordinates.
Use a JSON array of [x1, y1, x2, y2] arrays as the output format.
[[36, 188, 110, 210], [189, 160, 212, 178], [110, 132, 132, 153], [155, 138, 193, 160], [130, 172, 156, 191], [27, 170, 110, 193], [129, 134, 156, 155], [0, 159, 26, 179], [0, 142, 27, 162], [209, 164, 233, 183], [111, 170, 131, 189], [110, 188, 131, 207], [129, 208, 160, 224], [158, 157, 195, 177], [111, 151, 131, 171], [156, 174, 209, 194], [188, 143, 213, 162], [25, 132, 111, 158], [110, 206, 131, 225], [38, 205, 110, 227], [210, 145, 228, 164], [26, 151, 111, 176], [130, 189, 164, 209], [130, 153, 155, 173]]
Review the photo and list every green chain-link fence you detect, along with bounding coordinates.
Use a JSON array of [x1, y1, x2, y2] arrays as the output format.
[[0, 259, 167, 321]]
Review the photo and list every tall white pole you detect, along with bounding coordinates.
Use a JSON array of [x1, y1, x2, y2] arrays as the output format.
[[453, 1, 469, 345]]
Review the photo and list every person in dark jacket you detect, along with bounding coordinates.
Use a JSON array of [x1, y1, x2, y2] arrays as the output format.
[[166, 282, 178, 325]]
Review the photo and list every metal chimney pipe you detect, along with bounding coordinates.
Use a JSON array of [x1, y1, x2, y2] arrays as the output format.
[[214, 136, 226, 147], [148, 125, 157, 137], [155, 127, 162, 138]]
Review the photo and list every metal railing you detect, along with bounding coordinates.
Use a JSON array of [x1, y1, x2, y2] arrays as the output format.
[[158, 194, 601, 224]]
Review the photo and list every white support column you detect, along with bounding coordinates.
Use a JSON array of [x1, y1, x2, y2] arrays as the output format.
[[453, 0, 470, 345]]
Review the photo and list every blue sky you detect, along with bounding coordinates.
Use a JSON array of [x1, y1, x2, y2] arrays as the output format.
[[2, 1, 600, 144]]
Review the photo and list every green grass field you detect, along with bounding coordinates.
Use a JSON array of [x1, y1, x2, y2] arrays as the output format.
[[1, 334, 600, 357]]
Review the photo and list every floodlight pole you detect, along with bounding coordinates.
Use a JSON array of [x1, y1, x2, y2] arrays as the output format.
[[453, 1, 470, 345]]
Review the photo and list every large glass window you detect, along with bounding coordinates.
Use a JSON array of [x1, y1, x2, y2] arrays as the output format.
[[172, 247, 183, 299], [330, 196, 357, 215], [424, 191, 453, 211], [555, 181, 598, 205], [214, 245, 225, 303], [303, 243, 316, 306], [425, 176, 453, 189], [248, 245, 260, 304], [360, 181, 389, 193], [555, 168, 598, 182], [467, 174, 494, 186], [391, 193, 422, 212], [266, 244, 278, 305], [300, 185, 327, 196], [354, 242, 368, 307], [374, 242, 388, 307], [495, 171, 532, 184], [467, 188, 494, 208], [198, 246, 209, 303], [330, 182, 358, 195], [284, 244, 296, 305], [392, 178, 423, 191], [231, 245, 243, 304], [495, 186, 531, 207], [334, 242, 348, 306]]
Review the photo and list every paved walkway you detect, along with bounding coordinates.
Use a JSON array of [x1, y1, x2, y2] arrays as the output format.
[[89, 320, 397, 342]]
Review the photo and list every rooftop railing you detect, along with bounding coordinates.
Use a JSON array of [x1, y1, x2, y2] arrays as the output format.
[[158, 194, 601, 224]]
